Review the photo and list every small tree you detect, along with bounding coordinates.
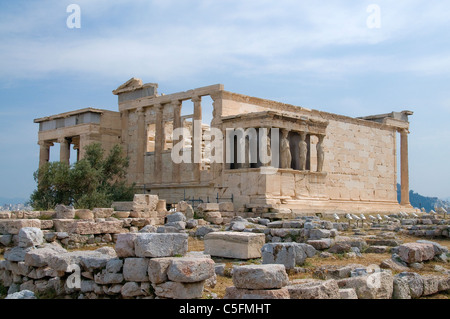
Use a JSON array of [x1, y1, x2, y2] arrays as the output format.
[[30, 143, 135, 210], [30, 161, 72, 210]]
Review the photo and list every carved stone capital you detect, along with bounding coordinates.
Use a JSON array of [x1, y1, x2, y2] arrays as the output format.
[[191, 95, 201, 104]]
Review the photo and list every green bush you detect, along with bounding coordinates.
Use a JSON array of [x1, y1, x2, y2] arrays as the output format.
[[30, 143, 135, 210]]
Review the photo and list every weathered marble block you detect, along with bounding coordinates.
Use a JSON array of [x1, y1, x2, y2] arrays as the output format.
[[0, 220, 41, 235], [134, 233, 188, 258], [204, 231, 265, 259]]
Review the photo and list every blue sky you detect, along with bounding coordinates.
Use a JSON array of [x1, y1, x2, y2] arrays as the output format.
[[0, 0, 449, 201]]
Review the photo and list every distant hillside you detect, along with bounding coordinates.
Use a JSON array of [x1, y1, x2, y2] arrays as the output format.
[[397, 184, 449, 212]]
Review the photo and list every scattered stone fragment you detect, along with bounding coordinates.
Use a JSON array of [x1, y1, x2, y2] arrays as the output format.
[[223, 286, 290, 299], [232, 264, 289, 290], [286, 279, 340, 299]]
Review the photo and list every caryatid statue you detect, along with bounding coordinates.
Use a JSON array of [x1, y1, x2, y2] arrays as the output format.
[[317, 135, 325, 172], [280, 129, 291, 169], [261, 129, 271, 166], [298, 132, 307, 170]]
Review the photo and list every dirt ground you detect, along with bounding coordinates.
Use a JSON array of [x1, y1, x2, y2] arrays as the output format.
[[1, 231, 448, 299], [190, 232, 450, 299]]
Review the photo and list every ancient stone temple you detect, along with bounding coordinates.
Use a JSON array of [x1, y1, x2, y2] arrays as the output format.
[[35, 78, 415, 215], [34, 108, 121, 166]]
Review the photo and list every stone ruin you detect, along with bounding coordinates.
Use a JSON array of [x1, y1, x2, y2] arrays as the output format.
[[1, 228, 216, 299], [1, 194, 450, 299]]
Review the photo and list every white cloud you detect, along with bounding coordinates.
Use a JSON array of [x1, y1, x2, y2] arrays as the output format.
[[1, 1, 450, 82]]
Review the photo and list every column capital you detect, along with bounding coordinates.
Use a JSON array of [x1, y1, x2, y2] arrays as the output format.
[[58, 137, 68, 144], [171, 99, 182, 108], [191, 95, 201, 103], [399, 128, 410, 135], [38, 140, 53, 147], [136, 107, 145, 114]]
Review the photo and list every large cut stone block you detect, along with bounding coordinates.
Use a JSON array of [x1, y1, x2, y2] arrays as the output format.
[[153, 281, 205, 299], [232, 264, 289, 290], [286, 279, 340, 299], [75, 209, 94, 220], [204, 231, 265, 259], [79, 252, 117, 272], [0, 220, 41, 235], [133, 194, 159, 211], [337, 271, 394, 299], [197, 203, 220, 212], [4, 246, 33, 262], [53, 220, 124, 235], [123, 258, 149, 282], [224, 287, 290, 299], [148, 257, 172, 284], [395, 272, 424, 299], [422, 275, 440, 296], [48, 251, 111, 272], [261, 242, 307, 269], [24, 243, 67, 267], [134, 233, 188, 258], [92, 208, 114, 218], [55, 204, 75, 219], [398, 243, 435, 264], [167, 257, 215, 283], [18, 227, 44, 248], [112, 201, 133, 211], [218, 202, 234, 212], [77, 221, 124, 235], [115, 233, 138, 258]]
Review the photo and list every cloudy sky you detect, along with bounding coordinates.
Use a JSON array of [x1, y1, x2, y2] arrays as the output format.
[[0, 0, 449, 202]]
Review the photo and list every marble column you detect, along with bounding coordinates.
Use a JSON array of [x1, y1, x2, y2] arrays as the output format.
[[120, 109, 129, 155], [400, 129, 411, 206], [38, 141, 51, 167], [136, 107, 146, 184], [192, 96, 202, 182], [154, 104, 164, 184], [261, 128, 271, 167], [58, 137, 70, 164], [172, 100, 182, 184]]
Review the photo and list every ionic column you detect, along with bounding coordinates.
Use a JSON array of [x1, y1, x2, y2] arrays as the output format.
[[38, 141, 51, 167], [154, 104, 164, 184], [120, 109, 129, 155], [172, 100, 182, 184], [242, 133, 250, 169], [136, 107, 146, 184], [400, 129, 411, 206], [192, 96, 202, 182], [260, 127, 272, 167], [58, 137, 70, 164]]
